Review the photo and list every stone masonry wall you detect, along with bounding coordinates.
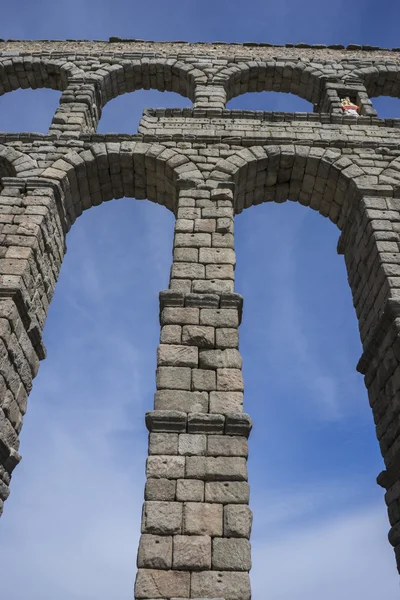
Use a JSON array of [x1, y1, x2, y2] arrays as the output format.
[[0, 39, 400, 598]]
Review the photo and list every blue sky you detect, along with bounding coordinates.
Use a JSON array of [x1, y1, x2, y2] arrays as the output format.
[[1, 2, 400, 599]]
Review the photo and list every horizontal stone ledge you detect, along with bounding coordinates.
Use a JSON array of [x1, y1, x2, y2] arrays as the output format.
[[145, 410, 252, 437], [159, 290, 243, 321]]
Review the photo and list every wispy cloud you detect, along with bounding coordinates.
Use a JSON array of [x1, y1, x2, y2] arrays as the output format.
[[251, 503, 399, 599]]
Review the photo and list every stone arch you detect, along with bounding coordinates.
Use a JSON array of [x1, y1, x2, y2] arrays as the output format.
[[214, 61, 325, 106], [0, 57, 84, 95], [89, 59, 207, 108], [210, 146, 377, 228], [38, 142, 203, 227], [345, 65, 400, 100], [0, 145, 38, 189]]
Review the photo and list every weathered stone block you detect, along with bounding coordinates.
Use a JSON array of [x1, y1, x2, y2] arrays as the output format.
[[156, 367, 192, 390], [171, 263, 205, 280], [199, 349, 242, 369], [207, 435, 248, 457], [157, 344, 198, 368], [175, 233, 212, 248], [215, 328, 239, 349], [186, 457, 248, 481], [194, 218, 216, 233], [160, 325, 182, 345], [142, 501, 182, 535], [192, 279, 234, 294], [200, 309, 239, 328], [149, 433, 178, 455], [192, 368, 216, 391], [210, 391, 243, 413], [175, 218, 194, 232], [178, 433, 207, 456], [224, 504, 253, 538], [173, 247, 199, 263], [135, 569, 190, 599], [181, 325, 215, 348], [206, 263, 235, 280], [146, 455, 185, 479], [183, 502, 223, 536], [212, 233, 235, 248], [161, 307, 199, 326], [176, 478, 204, 502], [212, 538, 251, 571], [217, 368, 244, 391], [145, 478, 176, 501], [191, 571, 251, 600], [137, 534, 173, 569], [205, 482, 250, 504], [154, 390, 208, 413], [173, 535, 211, 570], [199, 248, 236, 265]]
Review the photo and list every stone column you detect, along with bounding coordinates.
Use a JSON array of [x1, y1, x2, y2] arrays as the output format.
[[0, 179, 66, 515], [134, 186, 252, 600], [193, 85, 227, 111], [49, 80, 101, 136], [338, 195, 400, 573]]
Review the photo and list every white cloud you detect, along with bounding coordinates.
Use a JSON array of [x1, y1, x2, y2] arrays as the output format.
[[251, 504, 400, 600]]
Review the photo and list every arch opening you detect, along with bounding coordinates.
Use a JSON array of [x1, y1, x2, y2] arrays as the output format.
[[0, 196, 175, 598], [235, 199, 398, 597], [97, 89, 191, 134], [96, 59, 201, 108], [227, 91, 312, 112], [220, 61, 323, 107], [0, 88, 61, 133]]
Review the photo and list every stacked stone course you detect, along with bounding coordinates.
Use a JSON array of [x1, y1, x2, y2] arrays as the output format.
[[0, 39, 400, 598]]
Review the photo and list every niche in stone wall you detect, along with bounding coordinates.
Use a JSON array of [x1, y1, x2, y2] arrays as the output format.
[[0, 88, 61, 133], [227, 91, 312, 113], [98, 90, 191, 134]]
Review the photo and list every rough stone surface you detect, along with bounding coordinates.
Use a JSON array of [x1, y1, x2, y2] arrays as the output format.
[[212, 538, 251, 571], [224, 504, 253, 538], [183, 502, 223, 536], [135, 569, 190, 599], [173, 535, 212, 570], [137, 534, 173, 569]]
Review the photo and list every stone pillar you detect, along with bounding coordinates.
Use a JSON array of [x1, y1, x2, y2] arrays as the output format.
[[0, 179, 66, 514], [338, 195, 400, 573], [49, 80, 101, 135], [193, 85, 227, 111], [134, 186, 252, 600]]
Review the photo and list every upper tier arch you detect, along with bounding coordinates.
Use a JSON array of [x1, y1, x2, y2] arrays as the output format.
[[89, 59, 207, 107], [0, 57, 84, 95], [214, 61, 324, 105], [345, 65, 400, 100]]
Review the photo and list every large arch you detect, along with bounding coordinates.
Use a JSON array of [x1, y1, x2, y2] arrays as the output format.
[[209, 145, 370, 228], [37, 142, 203, 227], [214, 61, 325, 106], [0, 57, 83, 96], [88, 59, 208, 108]]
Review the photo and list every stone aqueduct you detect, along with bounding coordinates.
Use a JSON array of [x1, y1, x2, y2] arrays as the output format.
[[1, 38, 400, 598]]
